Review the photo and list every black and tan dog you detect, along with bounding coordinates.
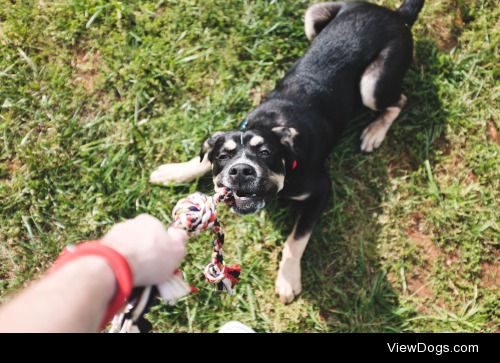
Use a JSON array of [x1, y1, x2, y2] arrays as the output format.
[[150, 0, 424, 303]]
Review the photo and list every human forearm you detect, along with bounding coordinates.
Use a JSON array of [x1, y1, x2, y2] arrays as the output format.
[[0, 256, 115, 332], [0, 215, 187, 333]]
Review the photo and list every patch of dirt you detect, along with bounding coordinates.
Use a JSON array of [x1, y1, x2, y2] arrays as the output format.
[[431, 16, 458, 51], [407, 267, 433, 298], [435, 148, 465, 182], [426, 1, 472, 52], [1, 159, 22, 180], [0, 21, 4, 41], [0, 238, 21, 282], [445, 248, 461, 267], [406, 213, 464, 271], [480, 261, 500, 288], [387, 149, 417, 178], [154, 4, 166, 17], [480, 250, 500, 289], [249, 87, 267, 106], [249, 81, 273, 107], [405, 229, 438, 304], [433, 134, 452, 156], [398, 214, 447, 313], [467, 171, 478, 183], [72, 50, 103, 94], [399, 211, 472, 315], [487, 122, 500, 145], [406, 213, 441, 263], [8, 159, 22, 175]]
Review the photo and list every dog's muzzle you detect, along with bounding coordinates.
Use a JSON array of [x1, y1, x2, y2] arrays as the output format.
[[224, 163, 266, 214], [231, 194, 266, 215]]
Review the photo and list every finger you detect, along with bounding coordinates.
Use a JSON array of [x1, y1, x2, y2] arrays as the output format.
[[164, 227, 187, 267], [166, 227, 189, 245]]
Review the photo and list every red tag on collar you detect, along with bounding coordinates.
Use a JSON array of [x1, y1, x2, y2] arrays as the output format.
[[292, 160, 298, 171]]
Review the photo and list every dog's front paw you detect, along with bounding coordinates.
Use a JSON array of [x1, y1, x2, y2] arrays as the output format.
[[275, 257, 302, 304], [149, 163, 186, 185], [149, 157, 211, 185]]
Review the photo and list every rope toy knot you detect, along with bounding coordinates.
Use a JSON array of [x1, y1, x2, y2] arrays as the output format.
[[171, 192, 217, 234], [171, 188, 240, 294]]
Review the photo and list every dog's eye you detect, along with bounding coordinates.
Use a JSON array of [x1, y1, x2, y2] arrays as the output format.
[[259, 149, 271, 157], [217, 153, 231, 160]]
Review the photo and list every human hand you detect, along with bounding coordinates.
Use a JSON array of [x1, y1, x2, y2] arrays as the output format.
[[101, 214, 187, 286]]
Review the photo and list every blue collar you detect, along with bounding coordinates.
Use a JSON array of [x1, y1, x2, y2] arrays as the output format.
[[239, 119, 249, 131]]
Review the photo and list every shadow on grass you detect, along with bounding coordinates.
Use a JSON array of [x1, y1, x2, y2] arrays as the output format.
[[260, 38, 450, 332]]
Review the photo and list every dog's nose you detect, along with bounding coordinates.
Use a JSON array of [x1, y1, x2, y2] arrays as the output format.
[[228, 163, 257, 183]]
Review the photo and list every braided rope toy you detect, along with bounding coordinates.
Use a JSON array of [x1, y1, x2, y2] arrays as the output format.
[[171, 187, 240, 294], [109, 187, 239, 333]]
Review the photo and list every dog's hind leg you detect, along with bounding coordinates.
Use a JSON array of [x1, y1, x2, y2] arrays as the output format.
[[360, 94, 407, 152], [149, 155, 211, 185], [360, 42, 411, 152], [304, 2, 344, 41]]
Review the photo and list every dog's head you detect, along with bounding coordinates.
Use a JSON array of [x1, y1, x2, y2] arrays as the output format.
[[201, 127, 297, 214]]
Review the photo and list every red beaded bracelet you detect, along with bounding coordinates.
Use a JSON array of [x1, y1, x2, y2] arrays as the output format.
[[51, 241, 133, 330]]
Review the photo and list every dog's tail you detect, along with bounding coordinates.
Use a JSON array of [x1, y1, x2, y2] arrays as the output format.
[[304, 2, 343, 41], [396, 0, 424, 27]]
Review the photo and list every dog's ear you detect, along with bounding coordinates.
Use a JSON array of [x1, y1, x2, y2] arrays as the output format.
[[272, 126, 298, 153], [200, 131, 225, 162]]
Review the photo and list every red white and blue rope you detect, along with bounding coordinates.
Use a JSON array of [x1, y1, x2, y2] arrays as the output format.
[[171, 187, 241, 294]]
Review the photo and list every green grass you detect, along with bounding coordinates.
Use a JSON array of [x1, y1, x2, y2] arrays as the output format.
[[0, 0, 498, 332]]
